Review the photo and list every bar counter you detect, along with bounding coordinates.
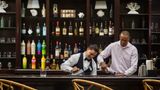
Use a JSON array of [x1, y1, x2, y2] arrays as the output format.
[[0, 71, 160, 90]]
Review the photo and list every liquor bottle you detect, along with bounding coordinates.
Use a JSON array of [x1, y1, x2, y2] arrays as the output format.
[[68, 22, 73, 36], [99, 22, 104, 36], [31, 55, 36, 69], [0, 16, 4, 28], [37, 40, 42, 55], [53, 4, 58, 17], [46, 56, 50, 70], [89, 25, 92, 35], [104, 21, 108, 35], [73, 43, 78, 54], [55, 41, 60, 59], [51, 59, 56, 70], [62, 21, 67, 35], [36, 23, 41, 36], [21, 3, 25, 17], [55, 21, 60, 36], [131, 20, 135, 29], [79, 22, 84, 36], [42, 23, 46, 36], [22, 23, 26, 35], [8, 17, 11, 27], [31, 40, 36, 55], [56, 63, 60, 70], [92, 22, 96, 36], [95, 23, 99, 35], [99, 44, 103, 53], [41, 55, 46, 71], [21, 40, 25, 55], [26, 40, 31, 55], [42, 40, 46, 55], [74, 22, 78, 36], [68, 45, 72, 57], [64, 43, 69, 59], [42, 4, 46, 17], [28, 26, 33, 35], [108, 20, 113, 36], [22, 55, 27, 69]]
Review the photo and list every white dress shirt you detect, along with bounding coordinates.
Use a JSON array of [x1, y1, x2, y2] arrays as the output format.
[[98, 41, 138, 76], [61, 52, 97, 75]]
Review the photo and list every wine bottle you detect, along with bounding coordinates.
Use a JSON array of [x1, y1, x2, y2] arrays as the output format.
[[27, 40, 31, 55], [37, 40, 42, 55], [55, 41, 60, 59], [74, 22, 78, 36], [31, 40, 36, 55], [51, 59, 56, 70], [73, 43, 78, 54], [95, 23, 99, 35], [55, 21, 60, 36], [64, 43, 69, 59], [36, 23, 41, 36], [42, 40, 46, 55], [42, 23, 46, 36], [62, 21, 67, 35], [79, 22, 84, 36], [42, 4, 46, 17], [22, 55, 27, 69], [31, 55, 36, 69], [68, 22, 73, 36], [22, 23, 26, 35], [104, 21, 108, 35], [99, 22, 104, 36], [108, 20, 113, 36], [68, 45, 72, 57], [21, 40, 26, 55]]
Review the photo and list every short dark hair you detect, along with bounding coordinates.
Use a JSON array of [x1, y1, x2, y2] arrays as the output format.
[[120, 31, 130, 39], [87, 44, 99, 53]]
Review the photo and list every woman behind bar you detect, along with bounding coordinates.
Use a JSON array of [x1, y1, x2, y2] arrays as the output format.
[[61, 44, 99, 75]]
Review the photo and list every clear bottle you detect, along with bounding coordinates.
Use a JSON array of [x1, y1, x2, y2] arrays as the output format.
[[108, 20, 113, 36], [36, 23, 41, 36], [62, 21, 67, 35], [99, 22, 104, 36], [55, 21, 60, 36], [31, 40, 36, 55], [21, 3, 25, 17], [21, 40, 26, 55], [42, 23, 46, 36], [68, 22, 73, 36], [22, 23, 26, 35], [27, 40, 31, 55], [42, 4, 46, 17], [55, 41, 60, 59], [79, 22, 84, 36]]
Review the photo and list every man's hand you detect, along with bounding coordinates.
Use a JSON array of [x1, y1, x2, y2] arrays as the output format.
[[71, 66, 80, 73], [100, 62, 108, 72], [115, 72, 125, 77]]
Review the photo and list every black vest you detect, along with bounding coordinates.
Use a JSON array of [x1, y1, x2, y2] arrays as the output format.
[[74, 53, 93, 75]]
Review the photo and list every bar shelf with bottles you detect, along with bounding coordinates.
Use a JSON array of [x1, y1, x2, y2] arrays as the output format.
[[19, 0, 48, 70]]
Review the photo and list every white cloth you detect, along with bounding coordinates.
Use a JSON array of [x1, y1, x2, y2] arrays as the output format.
[[61, 52, 97, 75], [98, 41, 138, 76]]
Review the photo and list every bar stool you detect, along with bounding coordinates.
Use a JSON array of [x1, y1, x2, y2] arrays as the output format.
[[0, 79, 37, 90], [72, 79, 113, 90], [143, 79, 160, 90]]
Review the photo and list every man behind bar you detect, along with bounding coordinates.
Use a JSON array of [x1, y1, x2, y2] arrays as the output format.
[[98, 31, 138, 76], [61, 44, 99, 75]]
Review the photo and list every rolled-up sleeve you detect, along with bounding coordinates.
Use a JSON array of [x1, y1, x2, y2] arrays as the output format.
[[60, 54, 79, 73], [124, 48, 138, 76]]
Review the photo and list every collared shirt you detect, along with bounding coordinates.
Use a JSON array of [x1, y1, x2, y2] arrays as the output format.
[[98, 41, 138, 76], [60, 52, 97, 75]]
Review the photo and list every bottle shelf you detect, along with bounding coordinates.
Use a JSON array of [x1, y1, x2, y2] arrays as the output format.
[[151, 43, 160, 45], [151, 32, 160, 34], [120, 28, 148, 31], [0, 42, 16, 44], [0, 27, 16, 30], [151, 13, 160, 16], [0, 57, 16, 59], [120, 13, 149, 16], [52, 18, 85, 21], [0, 12, 16, 15]]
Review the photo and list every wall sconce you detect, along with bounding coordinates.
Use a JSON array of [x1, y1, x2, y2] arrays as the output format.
[[27, 0, 40, 16], [95, 1, 107, 17]]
